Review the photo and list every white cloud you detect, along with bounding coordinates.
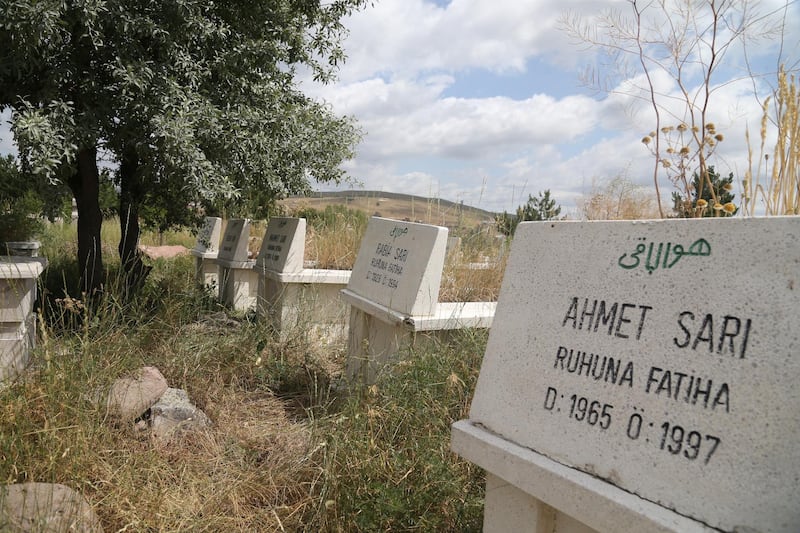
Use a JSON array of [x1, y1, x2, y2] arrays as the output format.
[[339, 0, 617, 81]]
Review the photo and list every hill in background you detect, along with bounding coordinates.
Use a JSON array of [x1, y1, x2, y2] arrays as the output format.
[[280, 190, 497, 229]]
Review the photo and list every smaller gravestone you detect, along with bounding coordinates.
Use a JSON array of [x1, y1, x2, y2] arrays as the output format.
[[346, 217, 447, 317], [342, 217, 494, 383], [217, 219, 250, 262], [193, 217, 222, 256], [255, 217, 306, 274], [216, 219, 258, 311], [254, 217, 350, 338], [191, 217, 223, 288]]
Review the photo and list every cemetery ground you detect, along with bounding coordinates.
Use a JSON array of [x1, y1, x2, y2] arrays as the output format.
[[1, 210, 505, 531]]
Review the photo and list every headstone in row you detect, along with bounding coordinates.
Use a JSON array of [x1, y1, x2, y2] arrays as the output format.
[[253, 217, 350, 338], [1, 256, 46, 383], [191, 217, 222, 288], [341, 217, 495, 383], [215, 219, 258, 312], [452, 217, 800, 533]]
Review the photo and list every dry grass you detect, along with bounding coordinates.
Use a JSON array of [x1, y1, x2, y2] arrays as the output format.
[[743, 66, 800, 216], [2, 214, 493, 531]]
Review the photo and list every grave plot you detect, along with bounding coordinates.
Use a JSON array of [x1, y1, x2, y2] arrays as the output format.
[[451, 217, 800, 533], [190, 217, 222, 289], [215, 219, 258, 312], [1, 257, 47, 383], [342, 216, 495, 383], [253, 217, 350, 337]]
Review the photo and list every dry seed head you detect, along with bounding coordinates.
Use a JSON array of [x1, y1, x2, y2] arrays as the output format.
[[642, 136, 651, 145], [680, 146, 690, 155], [677, 123, 688, 131], [715, 133, 724, 142], [697, 199, 708, 208], [723, 202, 736, 214], [713, 202, 724, 211], [723, 182, 734, 192]]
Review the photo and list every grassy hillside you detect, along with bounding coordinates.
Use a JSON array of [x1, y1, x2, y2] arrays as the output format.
[[280, 190, 497, 229]]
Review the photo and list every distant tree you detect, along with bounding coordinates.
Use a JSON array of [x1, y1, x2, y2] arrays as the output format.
[[496, 190, 562, 236], [2, 0, 368, 293], [519, 190, 562, 222], [672, 166, 737, 217]]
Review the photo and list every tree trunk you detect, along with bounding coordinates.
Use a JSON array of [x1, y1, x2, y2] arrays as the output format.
[[67, 147, 104, 296], [118, 151, 151, 292]]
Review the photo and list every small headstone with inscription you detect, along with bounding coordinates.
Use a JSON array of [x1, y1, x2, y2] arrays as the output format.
[[451, 217, 800, 533], [253, 217, 350, 336], [342, 217, 495, 383], [191, 217, 222, 288], [215, 219, 258, 312]]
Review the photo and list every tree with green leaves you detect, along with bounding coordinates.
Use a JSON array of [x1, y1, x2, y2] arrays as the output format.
[[496, 190, 562, 236], [672, 166, 738, 217], [1, 0, 367, 293]]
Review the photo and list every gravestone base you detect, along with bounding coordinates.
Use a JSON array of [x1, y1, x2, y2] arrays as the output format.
[[0, 322, 29, 382], [1, 257, 46, 384], [452, 420, 713, 533], [192, 253, 219, 289], [345, 306, 410, 383], [217, 260, 258, 312], [257, 269, 350, 340], [343, 295, 495, 383]]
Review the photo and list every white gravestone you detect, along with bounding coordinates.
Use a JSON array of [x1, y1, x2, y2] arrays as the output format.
[[347, 217, 447, 316], [191, 217, 222, 288], [215, 219, 257, 311], [1, 257, 47, 382], [452, 218, 800, 533], [255, 217, 306, 274], [253, 217, 350, 336], [342, 217, 495, 383]]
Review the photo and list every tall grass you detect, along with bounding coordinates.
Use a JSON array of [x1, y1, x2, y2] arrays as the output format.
[[1, 216, 488, 531], [743, 66, 800, 216]]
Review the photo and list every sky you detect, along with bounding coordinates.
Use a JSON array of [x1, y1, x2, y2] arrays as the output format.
[[299, 0, 800, 214], [2, 0, 798, 215]]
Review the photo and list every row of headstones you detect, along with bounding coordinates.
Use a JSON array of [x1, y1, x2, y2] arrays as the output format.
[[198, 215, 800, 532], [190, 216, 496, 382], [2, 215, 798, 531]]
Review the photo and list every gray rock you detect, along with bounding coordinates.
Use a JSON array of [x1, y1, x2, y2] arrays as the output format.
[[0, 482, 103, 532], [150, 387, 211, 439], [106, 366, 168, 421]]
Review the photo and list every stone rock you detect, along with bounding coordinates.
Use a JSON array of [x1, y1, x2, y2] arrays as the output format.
[[150, 387, 211, 439], [107, 366, 168, 421], [0, 482, 103, 532], [137, 245, 190, 260]]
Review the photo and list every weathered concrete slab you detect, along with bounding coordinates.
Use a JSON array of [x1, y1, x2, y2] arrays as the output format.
[[464, 217, 800, 533]]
